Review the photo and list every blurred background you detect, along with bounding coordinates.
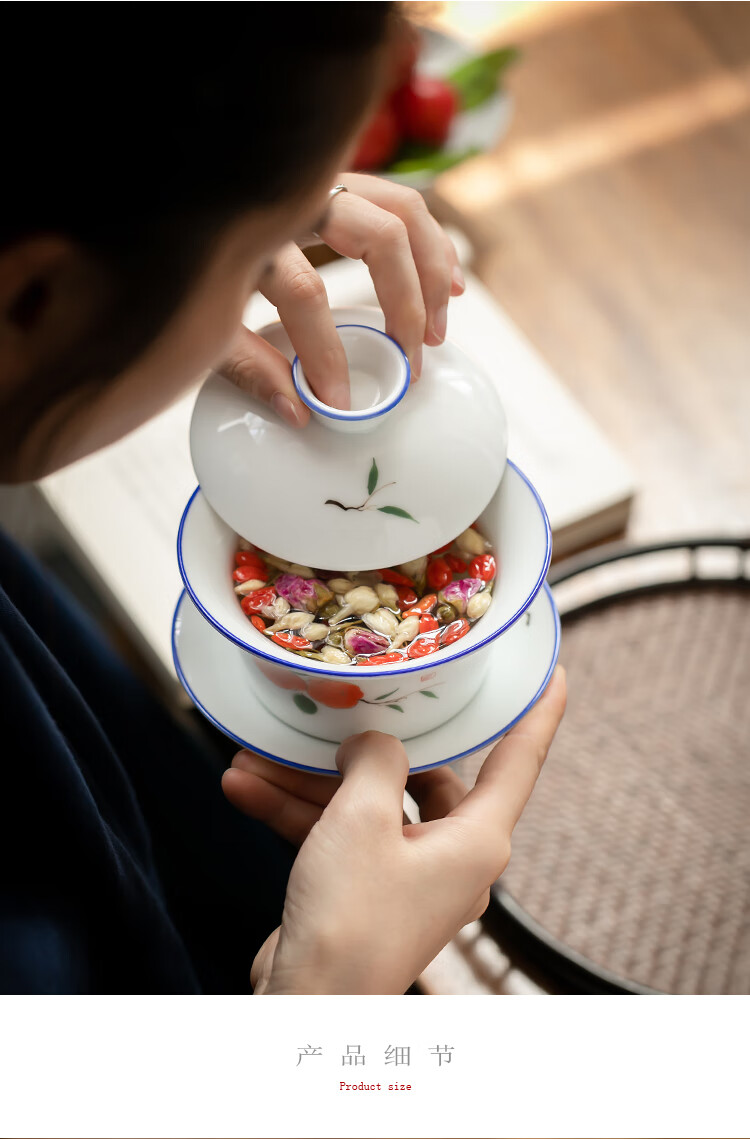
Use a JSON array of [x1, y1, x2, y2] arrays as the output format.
[[422, 0, 750, 543]]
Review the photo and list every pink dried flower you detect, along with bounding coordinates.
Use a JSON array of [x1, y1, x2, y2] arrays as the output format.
[[275, 574, 332, 613], [343, 628, 390, 657], [441, 577, 483, 615]]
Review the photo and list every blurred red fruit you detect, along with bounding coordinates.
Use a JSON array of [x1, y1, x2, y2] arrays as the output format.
[[392, 75, 457, 146], [352, 104, 401, 170]]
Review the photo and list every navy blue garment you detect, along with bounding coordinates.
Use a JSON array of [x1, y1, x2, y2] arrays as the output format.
[[0, 528, 295, 993]]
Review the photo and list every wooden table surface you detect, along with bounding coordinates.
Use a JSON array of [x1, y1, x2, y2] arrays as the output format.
[[419, 0, 750, 995]]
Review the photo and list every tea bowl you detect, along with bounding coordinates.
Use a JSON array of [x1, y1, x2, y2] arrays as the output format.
[[177, 459, 551, 743]]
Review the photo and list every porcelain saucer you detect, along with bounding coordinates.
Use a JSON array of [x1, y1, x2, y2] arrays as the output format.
[[172, 583, 560, 776]]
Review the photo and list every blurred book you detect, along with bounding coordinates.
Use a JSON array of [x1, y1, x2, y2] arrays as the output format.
[[34, 255, 635, 690]]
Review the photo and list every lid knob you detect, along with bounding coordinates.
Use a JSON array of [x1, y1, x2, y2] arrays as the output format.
[[292, 325, 410, 435]]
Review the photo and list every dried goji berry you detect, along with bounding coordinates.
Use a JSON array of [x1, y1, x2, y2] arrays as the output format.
[[233, 564, 269, 583], [235, 550, 266, 569], [380, 568, 414, 588], [271, 631, 312, 651], [410, 593, 437, 614], [426, 558, 451, 591], [249, 615, 267, 633], [419, 614, 439, 633], [445, 553, 468, 575], [240, 586, 277, 614], [407, 630, 442, 658], [441, 619, 470, 646], [396, 585, 418, 610], [470, 554, 496, 582]]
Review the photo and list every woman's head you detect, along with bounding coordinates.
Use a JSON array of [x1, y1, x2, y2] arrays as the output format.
[[0, 3, 398, 479]]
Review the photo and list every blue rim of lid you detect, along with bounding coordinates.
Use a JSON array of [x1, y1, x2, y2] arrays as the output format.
[[291, 324, 411, 422]]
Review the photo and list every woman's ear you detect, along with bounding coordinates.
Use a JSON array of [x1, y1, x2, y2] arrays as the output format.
[[0, 236, 97, 384], [0, 236, 70, 324]]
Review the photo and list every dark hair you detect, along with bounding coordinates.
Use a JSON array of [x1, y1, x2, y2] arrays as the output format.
[[2, 2, 395, 453]]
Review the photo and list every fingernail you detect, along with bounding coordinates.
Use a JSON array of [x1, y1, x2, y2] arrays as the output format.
[[326, 382, 351, 412], [432, 304, 448, 343], [232, 750, 254, 772], [411, 345, 422, 380], [271, 392, 303, 427], [451, 265, 466, 293]]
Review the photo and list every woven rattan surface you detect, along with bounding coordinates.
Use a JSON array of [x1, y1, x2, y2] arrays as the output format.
[[455, 582, 750, 994]]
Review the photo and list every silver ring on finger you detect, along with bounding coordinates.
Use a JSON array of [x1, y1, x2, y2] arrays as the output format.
[[310, 184, 349, 240]]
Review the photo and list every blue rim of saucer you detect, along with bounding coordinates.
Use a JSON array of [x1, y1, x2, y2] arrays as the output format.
[[171, 582, 561, 776], [291, 324, 410, 421], [177, 458, 552, 679]]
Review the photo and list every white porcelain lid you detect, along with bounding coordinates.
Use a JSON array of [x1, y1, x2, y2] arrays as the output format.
[[190, 306, 508, 571]]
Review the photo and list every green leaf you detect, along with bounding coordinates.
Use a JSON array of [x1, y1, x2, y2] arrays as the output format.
[[388, 704, 405, 713], [367, 458, 378, 496], [387, 145, 480, 176], [375, 689, 399, 701], [293, 693, 317, 715], [420, 690, 439, 699], [378, 506, 418, 522], [448, 46, 519, 111]]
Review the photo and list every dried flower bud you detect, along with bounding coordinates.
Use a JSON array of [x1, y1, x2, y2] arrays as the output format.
[[343, 627, 390, 657], [398, 556, 427, 580], [343, 586, 380, 615], [375, 583, 399, 609], [363, 608, 400, 637], [327, 577, 354, 594], [265, 612, 313, 634], [328, 605, 354, 626], [467, 590, 492, 621], [390, 614, 420, 650], [319, 645, 351, 665], [275, 574, 315, 611], [275, 574, 332, 613], [440, 577, 482, 615], [234, 578, 266, 595], [263, 553, 292, 573], [303, 623, 330, 642], [456, 527, 487, 557], [351, 570, 382, 587], [288, 563, 314, 579]]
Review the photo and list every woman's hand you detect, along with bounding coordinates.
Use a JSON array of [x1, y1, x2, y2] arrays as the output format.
[[222, 666, 566, 994], [217, 173, 465, 422]]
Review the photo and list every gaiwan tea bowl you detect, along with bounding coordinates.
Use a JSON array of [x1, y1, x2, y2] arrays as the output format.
[[177, 459, 551, 743]]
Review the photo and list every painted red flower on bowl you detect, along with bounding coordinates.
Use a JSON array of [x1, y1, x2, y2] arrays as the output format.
[[255, 661, 363, 713], [253, 659, 440, 717]]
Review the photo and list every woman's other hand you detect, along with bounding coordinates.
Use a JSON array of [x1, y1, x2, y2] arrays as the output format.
[[223, 666, 566, 994]]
